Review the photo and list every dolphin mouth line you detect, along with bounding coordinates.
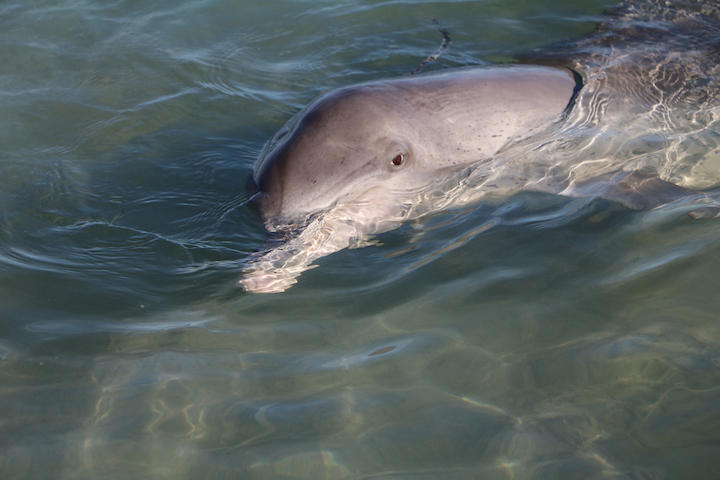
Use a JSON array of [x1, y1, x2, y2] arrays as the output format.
[[263, 164, 484, 235]]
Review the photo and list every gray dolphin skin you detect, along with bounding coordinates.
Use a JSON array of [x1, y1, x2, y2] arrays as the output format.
[[254, 66, 578, 227], [240, 0, 720, 293], [241, 66, 578, 292]]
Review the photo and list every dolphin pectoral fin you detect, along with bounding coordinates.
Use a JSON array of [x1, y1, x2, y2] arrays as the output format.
[[601, 171, 692, 210], [566, 170, 694, 210], [564, 170, 720, 218]]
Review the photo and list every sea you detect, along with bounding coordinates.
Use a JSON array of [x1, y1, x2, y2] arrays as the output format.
[[2, 0, 720, 478]]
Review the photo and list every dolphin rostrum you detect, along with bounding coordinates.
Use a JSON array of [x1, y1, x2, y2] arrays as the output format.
[[240, 0, 720, 293]]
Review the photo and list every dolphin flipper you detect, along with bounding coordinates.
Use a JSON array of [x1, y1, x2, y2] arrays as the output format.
[[567, 170, 720, 217], [564, 170, 689, 210], [599, 171, 691, 210]]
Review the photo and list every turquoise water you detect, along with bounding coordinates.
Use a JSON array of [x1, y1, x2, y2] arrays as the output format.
[[3, 0, 720, 478]]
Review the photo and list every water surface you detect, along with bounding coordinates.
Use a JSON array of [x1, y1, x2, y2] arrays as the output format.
[[2, 0, 720, 478]]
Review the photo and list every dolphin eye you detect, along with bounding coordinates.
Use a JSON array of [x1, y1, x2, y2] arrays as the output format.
[[391, 153, 405, 166]]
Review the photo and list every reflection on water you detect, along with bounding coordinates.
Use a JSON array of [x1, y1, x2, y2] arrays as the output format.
[[2, 0, 720, 478], [8, 193, 720, 478]]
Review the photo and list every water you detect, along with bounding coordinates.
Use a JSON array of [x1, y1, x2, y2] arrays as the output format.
[[2, 0, 720, 478]]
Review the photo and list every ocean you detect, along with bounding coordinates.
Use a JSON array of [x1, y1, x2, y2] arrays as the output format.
[[2, 0, 720, 478]]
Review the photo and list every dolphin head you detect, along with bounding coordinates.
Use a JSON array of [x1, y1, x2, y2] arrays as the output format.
[[254, 84, 435, 228], [242, 66, 578, 292], [253, 66, 578, 229]]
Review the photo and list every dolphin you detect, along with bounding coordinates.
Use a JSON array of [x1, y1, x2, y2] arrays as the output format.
[[240, 66, 579, 293], [240, 0, 720, 293], [254, 66, 579, 228]]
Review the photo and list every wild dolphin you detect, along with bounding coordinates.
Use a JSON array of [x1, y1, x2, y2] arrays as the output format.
[[240, 66, 578, 292], [255, 66, 578, 228], [240, 0, 720, 293]]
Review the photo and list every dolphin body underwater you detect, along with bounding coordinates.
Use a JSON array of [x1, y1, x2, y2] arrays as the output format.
[[240, 0, 720, 293]]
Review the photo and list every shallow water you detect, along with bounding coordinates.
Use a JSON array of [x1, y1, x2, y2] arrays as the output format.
[[2, 0, 720, 478]]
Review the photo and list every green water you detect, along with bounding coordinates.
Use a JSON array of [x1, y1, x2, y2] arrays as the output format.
[[2, 0, 720, 478]]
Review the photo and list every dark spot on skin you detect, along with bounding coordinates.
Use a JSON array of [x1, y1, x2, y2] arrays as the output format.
[[368, 345, 396, 356]]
